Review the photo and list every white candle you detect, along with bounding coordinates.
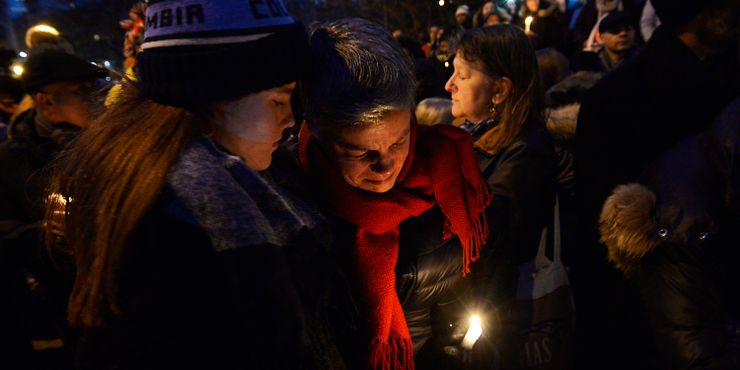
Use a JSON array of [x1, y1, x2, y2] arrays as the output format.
[[524, 16, 534, 34], [461, 314, 483, 349]]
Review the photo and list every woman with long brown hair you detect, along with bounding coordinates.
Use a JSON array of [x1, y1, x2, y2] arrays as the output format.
[[445, 23, 559, 360], [44, 1, 344, 369]]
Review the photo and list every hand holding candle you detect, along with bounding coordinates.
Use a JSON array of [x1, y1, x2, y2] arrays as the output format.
[[524, 16, 534, 34], [461, 314, 483, 349]]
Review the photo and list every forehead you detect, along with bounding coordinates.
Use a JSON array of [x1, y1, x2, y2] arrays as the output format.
[[335, 110, 411, 148]]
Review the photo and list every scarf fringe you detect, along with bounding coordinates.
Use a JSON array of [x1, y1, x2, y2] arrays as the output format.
[[369, 338, 415, 370], [461, 175, 493, 276]]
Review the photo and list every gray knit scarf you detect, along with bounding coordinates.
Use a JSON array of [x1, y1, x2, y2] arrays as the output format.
[[167, 136, 323, 251]]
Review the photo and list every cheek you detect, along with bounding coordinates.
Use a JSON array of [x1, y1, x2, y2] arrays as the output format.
[[337, 159, 368, 183]]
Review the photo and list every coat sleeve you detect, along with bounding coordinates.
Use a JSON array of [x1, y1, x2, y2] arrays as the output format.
[[640, 246, 740, 370]]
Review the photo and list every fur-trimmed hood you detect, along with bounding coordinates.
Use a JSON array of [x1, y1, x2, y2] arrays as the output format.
[[599, 184, 659, 278], [599, 97, 740, 278], [546, 103, 579, 142]]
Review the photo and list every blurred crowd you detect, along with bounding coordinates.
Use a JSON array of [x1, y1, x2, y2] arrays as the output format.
[[0, 0, 738, 370]]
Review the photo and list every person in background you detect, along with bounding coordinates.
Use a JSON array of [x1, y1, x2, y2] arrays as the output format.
[[0, 76, 23, 142], [571, 12, 639, 73], [416, 97, 454, 126], [473, 2, 496, 28], [43, 1, 346, 369], [575, 0, 739, 368], [519, 0, 565, 49], [299, 17, 491, 370], [600, 97, 740, 370], [445, 24, 558, 364], [453, 5, 473, 40], [0, 49, 107, 370], [537, 48, 571, 92], [422, 25, 441, 58], [573, 0, 624, 51]]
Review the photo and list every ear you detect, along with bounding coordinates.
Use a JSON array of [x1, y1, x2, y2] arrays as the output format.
[[32, 92, 59, 121], [491, 76, 512, 106]]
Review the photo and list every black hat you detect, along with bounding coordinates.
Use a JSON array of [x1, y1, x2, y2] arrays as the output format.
[[598, 12, 634, 34], [136, 0, 309, 107], [21, 50, 108, 93]]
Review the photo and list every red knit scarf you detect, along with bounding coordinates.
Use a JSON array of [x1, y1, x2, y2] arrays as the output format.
[[298, 118, 492, 370]]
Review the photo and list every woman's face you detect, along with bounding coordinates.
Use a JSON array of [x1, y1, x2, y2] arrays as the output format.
[[328, 109, 411, 193], [445, 53, 495, 123], [213, 82, 296, 171]]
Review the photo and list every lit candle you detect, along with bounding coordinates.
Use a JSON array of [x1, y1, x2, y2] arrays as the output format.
[[524, 16, 534, 34], [461, 314, 483, 349]]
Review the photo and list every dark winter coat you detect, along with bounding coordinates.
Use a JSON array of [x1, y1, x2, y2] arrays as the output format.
[[76, 138, 346, 370], [0, 109, 79, 366], [574, 25, 739, 370], [472, 122, 558, 307], [599, 97, 740, 370], [269, 142, 469, 370]]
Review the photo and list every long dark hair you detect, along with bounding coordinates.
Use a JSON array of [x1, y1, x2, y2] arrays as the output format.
[[457, 24, 545, 152], [45, 83, 204, 327]]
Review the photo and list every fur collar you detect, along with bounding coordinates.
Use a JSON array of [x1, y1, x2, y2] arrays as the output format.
[[546, 103, 579, 142], [599, 184, 659, 278]]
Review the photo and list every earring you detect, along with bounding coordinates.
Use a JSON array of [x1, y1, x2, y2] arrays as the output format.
[[489, 104, 498, 120]]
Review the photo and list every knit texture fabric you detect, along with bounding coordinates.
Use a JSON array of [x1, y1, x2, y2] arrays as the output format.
[[137, 0, 308, 106]]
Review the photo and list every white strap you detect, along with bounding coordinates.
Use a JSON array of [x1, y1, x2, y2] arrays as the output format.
[[535, 193, 562, 269]]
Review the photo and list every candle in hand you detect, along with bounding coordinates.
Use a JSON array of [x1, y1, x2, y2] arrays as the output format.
[[524, 16, 534, 34], [461, 314, 483, 349]]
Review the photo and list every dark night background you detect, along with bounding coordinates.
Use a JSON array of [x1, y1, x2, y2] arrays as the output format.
[[0, 0, 466, 71]]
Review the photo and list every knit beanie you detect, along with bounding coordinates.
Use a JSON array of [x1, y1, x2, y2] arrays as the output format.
[[137, 0, 308, 107]]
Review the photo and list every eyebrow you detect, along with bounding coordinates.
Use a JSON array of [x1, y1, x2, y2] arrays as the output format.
[[337, 126, 411, 152]]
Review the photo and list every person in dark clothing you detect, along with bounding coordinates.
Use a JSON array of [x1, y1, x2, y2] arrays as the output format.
[[0, 76, 23, 142], [42, 1, 346, 369], [518, 0, 565, 49], [298, 18, 492, 370], [574, 0, 740, 369], [445, 24, 559, 366], [0, 49, 106, 369], [600, 96, 740, 370], [570, 11, 640, 73]]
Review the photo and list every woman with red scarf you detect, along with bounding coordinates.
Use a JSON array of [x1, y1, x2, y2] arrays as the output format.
[[296, 18, 492, 370]]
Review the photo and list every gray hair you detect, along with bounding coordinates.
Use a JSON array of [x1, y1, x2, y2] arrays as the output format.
[[302, 17, 415, 136]]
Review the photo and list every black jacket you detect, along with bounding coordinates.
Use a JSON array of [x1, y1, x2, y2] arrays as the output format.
[[270, 143, 469, 369], [0, 109, 79, 367], [75, 138, 346, 370], [574, 26, 739, 370], [600, 97, 740, 370], [471, 122, 557, 311]]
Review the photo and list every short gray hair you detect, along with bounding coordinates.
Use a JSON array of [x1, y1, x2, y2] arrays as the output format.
[[302, 18, 415, 136]]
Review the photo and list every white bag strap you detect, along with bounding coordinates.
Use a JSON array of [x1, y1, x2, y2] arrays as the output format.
[[535, 193, 561, 269]]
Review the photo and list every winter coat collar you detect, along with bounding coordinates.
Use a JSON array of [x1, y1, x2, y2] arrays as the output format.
[[599, 98, 740, 277], [166, 136, 323, 252]]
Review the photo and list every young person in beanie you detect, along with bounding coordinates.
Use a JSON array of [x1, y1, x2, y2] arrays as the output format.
[[44, 1, 345, 369], [297, 18, 492, 370]]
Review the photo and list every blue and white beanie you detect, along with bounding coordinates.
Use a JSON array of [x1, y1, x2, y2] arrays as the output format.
[[137, 0, 308, 107]]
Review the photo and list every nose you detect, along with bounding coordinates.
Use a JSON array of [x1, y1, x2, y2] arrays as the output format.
[[445, 75, 455, 93], [283, 106, 296, 129], [370, 154, 394, 176]]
